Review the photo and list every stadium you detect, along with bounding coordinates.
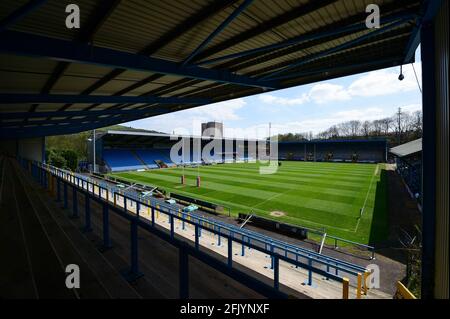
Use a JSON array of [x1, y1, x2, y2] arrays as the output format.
[[0, 0, 448, 304], [89, 129, 387, 244]]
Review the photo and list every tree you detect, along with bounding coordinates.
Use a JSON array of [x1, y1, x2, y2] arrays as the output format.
[[372, 119, 383, 136], [362, 121, 372, 137], [379, 117, 392, 135], [276, 133, 308, 142], [393, 107, 413, 143], [329, 125, 339, 139], [46, 131, 89, 160], [294, 108, 421, 144], [411, 111, 423, 138], [62, 149, 78, 171], [349, 120, 362, 137], [337, 122, 352, 137], [46, 149, 67, 169]]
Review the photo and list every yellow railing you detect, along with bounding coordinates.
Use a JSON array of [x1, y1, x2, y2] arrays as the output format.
[[395, 281, 416, 299]]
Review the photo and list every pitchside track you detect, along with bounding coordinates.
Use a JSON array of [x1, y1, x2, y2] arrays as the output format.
[[111, 161, 388, 244]]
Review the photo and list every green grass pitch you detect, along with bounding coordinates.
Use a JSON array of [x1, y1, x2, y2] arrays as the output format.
[[110, 161, 388, 244]]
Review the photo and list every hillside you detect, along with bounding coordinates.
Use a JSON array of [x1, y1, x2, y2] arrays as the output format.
[[96, 124, 161, 134], [46, 125, 162, 160]]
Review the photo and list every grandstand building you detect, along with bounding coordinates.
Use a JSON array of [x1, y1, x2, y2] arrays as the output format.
[[0, 0, 448, 300], [278, 139, 388, 163], [92, 131, 388, 173], [90, 130, 261, 172], [390, 138, 422, 203]]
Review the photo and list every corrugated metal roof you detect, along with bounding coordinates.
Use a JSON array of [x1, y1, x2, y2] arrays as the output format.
[[390, 138, 422, 157], [102, 130, 262, 142], [0, 0, 428, 139]]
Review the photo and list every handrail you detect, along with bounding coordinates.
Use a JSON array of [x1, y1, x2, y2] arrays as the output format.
[[91, 181, 365, 275], [40, 162, 366, 278], [49, 164, 374, 257], [45, 163, 363, 276], [19, 158, 390, 298], [395, 281, 416, 299], [39, 163, 348, 279]]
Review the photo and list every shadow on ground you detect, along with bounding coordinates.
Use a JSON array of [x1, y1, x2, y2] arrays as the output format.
[[369, 169, 389, 245], [369, 169, 421, 264]]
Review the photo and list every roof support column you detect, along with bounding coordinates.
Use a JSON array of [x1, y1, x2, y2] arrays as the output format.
[[420, 10, 437, 300], [421, 0, 449, 299]]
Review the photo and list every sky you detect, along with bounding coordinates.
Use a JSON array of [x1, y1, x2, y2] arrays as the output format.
[[126, 47, 422, 139]]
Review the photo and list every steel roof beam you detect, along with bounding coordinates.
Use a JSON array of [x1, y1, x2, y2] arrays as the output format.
[[57, 69, 125, 112], [0, 112, 163, 139], [2, 117, 113, 128], [244, 27, 411, 79], [0, 107, 177, 120], [196, 12, 417, 67], [76, 0, 122, 43], [181, 0, 254, 66], [403, 0, 444, 63], [214, 0, 419, 73], [0, 0, 47, 31], [72, 73, 165, 112], [141, 0, 238, 56], [0, 110, 172, 127], [190, 0, 336, 63], [268, 58, 401, 83], [73, 1, 238, 113], [0, 30, 278, 89], [403, 18, 421, 64], [113, 78, 201, 111], [0, 93, 209, 105], [2, 1, 48, 121], [260, 17, 414, 80], [40, 0, 121, 90], [32, 0, 122, 121]]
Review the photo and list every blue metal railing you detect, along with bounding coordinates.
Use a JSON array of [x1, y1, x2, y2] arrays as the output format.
[[23, 159, 370, 298], [41, 162, 366, 277], [100, 185, 366, 276], [104, 171, 375, 259], [103, 181, 367, 275]]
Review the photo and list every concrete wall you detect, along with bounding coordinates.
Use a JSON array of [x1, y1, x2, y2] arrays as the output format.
[[17, 137, 45, 163], [0, 139, 18, 157], [433, 0, 449, 299], [421, 0, 449, 299]]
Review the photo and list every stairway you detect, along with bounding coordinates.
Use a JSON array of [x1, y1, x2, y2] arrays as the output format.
[[1, 157, 270, 299], [131, 150, 150, 170], [0, 157, 141, 299]]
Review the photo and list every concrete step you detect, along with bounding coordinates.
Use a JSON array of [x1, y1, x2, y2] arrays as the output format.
[[0, 158, 40, 298], [63, 179, 263, 298], [15, 161, 142, 299], [2, 159, 75, 298]]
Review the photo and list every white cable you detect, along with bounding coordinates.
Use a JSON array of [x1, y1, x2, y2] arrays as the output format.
[[411, 63, 422, 93]]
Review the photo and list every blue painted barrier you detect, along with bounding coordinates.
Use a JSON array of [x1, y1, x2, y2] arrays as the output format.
[[27, 161, 368, 298]]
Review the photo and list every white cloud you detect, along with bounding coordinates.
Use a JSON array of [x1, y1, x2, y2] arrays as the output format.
[[127, 98, 246, 135], [348, 63, 422, 97], [333, 107, 386, 122], [401, 103, 422, 113], [258, 83, 349, 106], [258, 62, 422, 106], [189, 98, 246, 121], [126, 62, 423, 137], [226, 107, 394, 139], [258, 93, 309, 105], [308, 83, 351, 104]]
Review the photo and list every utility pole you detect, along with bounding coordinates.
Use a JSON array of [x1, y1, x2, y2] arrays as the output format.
[[268, 122, 272, 158], [93, 129, 96, 173], [396, 107, 402, 144]]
